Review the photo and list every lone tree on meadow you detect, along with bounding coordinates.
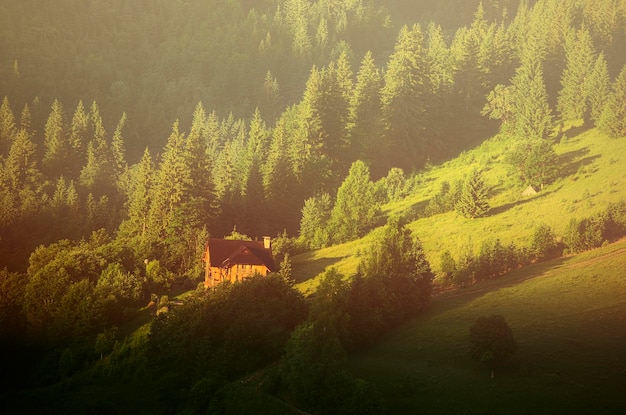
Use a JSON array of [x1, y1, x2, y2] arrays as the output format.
[[469, 314, 517, 372], [455, 168, 490, 218]]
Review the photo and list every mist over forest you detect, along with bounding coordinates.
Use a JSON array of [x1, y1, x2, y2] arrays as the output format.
[[1, 0, 626, 413]]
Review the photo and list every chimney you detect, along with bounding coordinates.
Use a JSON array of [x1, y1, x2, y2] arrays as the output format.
[[263, 236, 271, 250]]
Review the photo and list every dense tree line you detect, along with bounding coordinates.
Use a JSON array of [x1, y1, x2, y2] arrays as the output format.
[[438, 199, 626, 288], [1, 0, 626, 411], [3, 0, 623, 269], [277, 218, 432, 413], [2, 1, 626, 260]]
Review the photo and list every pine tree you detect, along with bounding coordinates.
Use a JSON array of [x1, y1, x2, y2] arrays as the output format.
[[242, 108, 270, 235], [348, 51, 384, 176], [68, 100, 89, 178], [451, 3, 491, 115], [296, 59, 351, 181], [599, 64, 626, 138], [212, 125, 248, 234], [0, 96, 16, 156], [4, 129, 39, 192], [557, 28, 596, 123], [79, 102, 118, 196], [43, 99, 71, 178], [299, 192, 332, 249], [286, 0, 312, 58], [455, 169, 490, 219], [19, 104, 32, 132], [146, 120, 188, 243], [587, 54, 611, 127], [510, 54, 553, 140], [330, 160, 378, 243], [183, 104, 215, 229], [583, 0, 623, 50], [262, 70, 282, 121], [110, 112, 127, 175], [381, 24, 431, 170], [121, 147, 154, 243], [426, 23, 454, 96], [263, 117, 300, 234]]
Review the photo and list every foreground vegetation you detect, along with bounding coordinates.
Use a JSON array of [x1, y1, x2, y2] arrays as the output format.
[[348, 238, 626, 414]]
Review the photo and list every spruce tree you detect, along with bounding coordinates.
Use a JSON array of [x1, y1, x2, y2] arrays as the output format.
[[146, 120, 188, 244], [242, 109, 270, 235], [348, 51, 384, 176], [599, 64, 626, 138], [121, 147, 154, 243], [557, 28, 596, 123], [297, 59, 351, 180], [4, 128, 39, 192], [455, 169, 490, 219], [262, 70, 281, 121], [68, 100, 89, 178], [43, 99, 71, 178], [426, 23, 454, 96], [19, 104, 32, 132], [510, 54, 553, 140], [110, 112, 127, 175], [587, 54, 611, 127], [183, 103, 215, 229], [381, 24, 431, 170], [451, 3, 491, 118], [263, 117, 300, 234], [329, 160, 378, 243], [299, 192, 332, 249], [0, 96, 16, 156], [292, 66, 325, 182]]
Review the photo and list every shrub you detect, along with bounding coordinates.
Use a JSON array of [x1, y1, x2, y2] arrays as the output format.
[[469, 314, 517, 368], [564, 215, 607, 254], [438, 250, 457, 284], [606, 200, 626, 240], [531, 223, 562, 261]]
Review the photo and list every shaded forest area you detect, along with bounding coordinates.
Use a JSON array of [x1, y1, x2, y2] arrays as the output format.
[[1, 0, 626, 412]]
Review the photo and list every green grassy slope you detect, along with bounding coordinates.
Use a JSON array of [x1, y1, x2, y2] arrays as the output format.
[[293, 127, 626, 293], [347, 238, 626, 414]]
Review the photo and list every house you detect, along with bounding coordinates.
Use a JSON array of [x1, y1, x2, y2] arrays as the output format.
[[522, 185, 538, 196], [203, 237, 275, 288]]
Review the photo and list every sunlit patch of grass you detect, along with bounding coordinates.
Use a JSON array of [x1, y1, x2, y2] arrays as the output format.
[[292, 128, 626, 286], [348, 238, 626, 414]]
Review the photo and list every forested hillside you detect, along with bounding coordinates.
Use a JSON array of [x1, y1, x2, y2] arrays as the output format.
[[1, 0, 626, 413]]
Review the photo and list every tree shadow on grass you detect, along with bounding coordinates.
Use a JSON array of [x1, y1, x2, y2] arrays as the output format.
[[426, 256, 568, 317], [560, 124, 592, 139], [291, 255, 346, 284], [488, 188, 555, 216], [404, 199, 432, 221], [558, 148, 602, 179]]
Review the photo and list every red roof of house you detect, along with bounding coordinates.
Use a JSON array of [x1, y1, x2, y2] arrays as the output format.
[[205, 238, 275, 271]]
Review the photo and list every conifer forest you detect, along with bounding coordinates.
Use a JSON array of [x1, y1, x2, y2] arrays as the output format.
[[1, 1, 626, 413]]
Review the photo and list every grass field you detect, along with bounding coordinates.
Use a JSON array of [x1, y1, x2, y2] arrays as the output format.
[[347, 238, 626, 414], [292, 126, 626, 292]]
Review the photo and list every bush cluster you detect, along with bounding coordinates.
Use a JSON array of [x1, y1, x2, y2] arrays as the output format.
[[564, 200, 626, 254], [278, 219, 433, 414], [439, 200, 626, 288]]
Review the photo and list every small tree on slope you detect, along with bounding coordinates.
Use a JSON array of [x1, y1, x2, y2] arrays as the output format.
[[469, 314, 517, 373], [455, 168, 490, 218]]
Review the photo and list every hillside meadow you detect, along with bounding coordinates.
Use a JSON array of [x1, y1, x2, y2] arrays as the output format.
[[347, 237, 626, 414], [292, 126, 626, 293]]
